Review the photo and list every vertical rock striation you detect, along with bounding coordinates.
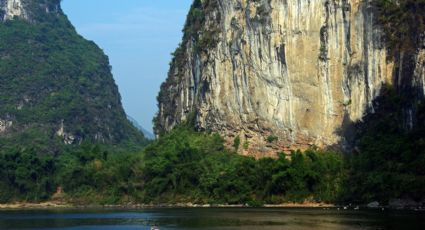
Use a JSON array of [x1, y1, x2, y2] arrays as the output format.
[[156, 0, 424, 157]]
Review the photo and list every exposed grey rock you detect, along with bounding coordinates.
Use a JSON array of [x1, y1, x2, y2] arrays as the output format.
[[367, 201, 380, 208], [0, 119, 12, 133], [156, 0, 425, 157], [0, 0, 27, 21], [0, 0, 60, 22]]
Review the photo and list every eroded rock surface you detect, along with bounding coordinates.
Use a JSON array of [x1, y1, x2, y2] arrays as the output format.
[[0, 0, 60, 22], [156, 0, 425, 157]]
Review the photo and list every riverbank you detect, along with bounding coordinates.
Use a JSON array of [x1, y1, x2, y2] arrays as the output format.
[[1, 201, 423, 211], [0, 202, 335, 210], [0, 202, 71, 209]]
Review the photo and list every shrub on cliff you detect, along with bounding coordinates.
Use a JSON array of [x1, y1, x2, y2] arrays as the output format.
[[375, 0, 425, 54]]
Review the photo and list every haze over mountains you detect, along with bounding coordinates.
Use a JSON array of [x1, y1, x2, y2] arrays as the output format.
[[127, 115, 155, 140]]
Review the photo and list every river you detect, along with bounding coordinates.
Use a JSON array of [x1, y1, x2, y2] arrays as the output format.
[[0, 208, 424, 229]]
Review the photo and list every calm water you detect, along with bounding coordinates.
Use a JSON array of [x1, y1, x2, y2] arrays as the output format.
[[0, 208, 424, 230]]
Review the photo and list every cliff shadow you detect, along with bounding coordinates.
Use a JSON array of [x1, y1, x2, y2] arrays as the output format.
[[333, 84, 425, 204]]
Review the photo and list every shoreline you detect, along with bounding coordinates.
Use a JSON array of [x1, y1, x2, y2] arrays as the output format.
[[0, 202, 72, 210], [1, 202, 423, 211], [0, 202, 335, 210]]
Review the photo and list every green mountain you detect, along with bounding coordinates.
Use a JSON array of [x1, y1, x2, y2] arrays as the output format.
[[0, 0, 146, 152]]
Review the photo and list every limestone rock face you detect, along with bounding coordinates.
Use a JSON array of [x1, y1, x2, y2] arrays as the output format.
[[0, 0, 26, 20], [155, 0, 425, 157], [0, 119, 12, 133], [0, 0, 60, 22]]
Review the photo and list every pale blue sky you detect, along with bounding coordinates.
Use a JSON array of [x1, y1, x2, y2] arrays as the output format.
[[61, 0, 193, 133]]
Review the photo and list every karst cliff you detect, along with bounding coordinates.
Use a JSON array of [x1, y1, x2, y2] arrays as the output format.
[[155, 0, 425, 157]]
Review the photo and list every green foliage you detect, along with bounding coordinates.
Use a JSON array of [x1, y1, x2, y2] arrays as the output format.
[[0, 144, 145, 204], [341, 85, 425, 204], [0, 114, 376, 206], [141, 125, 345, 204], [181, 0, 220, 53], [233, 136, 241, 151], [193, 27, 221, 52], [374, 0, 425, 55], [243, 141, 250, 150], [183, 0, 204, 39], [2, 109, 424, 205], [55, 145, 145, 204], [0, 149, 56, 202], [266, 135, 278, 143], [0, 11, 146, 149], [7, 0, 425, 208], [0, 3, 149, 204]]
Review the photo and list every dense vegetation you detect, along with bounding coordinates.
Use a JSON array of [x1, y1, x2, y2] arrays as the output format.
[[142, 124, 344, 204], [0, 4, 146, 151], [342, 86, 425, 204], [0, 144, 145, 204], [374, 0, 425, 55], [0, 123, 345, 205], [137, 101, 425, 206], [0, 1, 148, 202], [1, 107, 424, 205]]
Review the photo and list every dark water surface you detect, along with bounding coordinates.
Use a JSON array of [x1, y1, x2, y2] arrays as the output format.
[[0, 208, 424, 229]]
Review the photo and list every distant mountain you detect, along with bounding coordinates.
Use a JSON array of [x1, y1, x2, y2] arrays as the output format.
[[127, 116, 155, 140], [0, 0, 147, 152]]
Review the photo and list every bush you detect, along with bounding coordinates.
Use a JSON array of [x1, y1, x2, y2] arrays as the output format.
[[374, 0, 425, 55], [267, 135, 278, 143], [233, 136, 241, 150]]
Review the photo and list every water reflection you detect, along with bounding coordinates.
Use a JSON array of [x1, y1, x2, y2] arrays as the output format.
[[0, 208, 424, 230]]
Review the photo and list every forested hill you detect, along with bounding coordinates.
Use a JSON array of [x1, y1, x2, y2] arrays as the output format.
[[0, 0, 147, 153], [0, 0, 424, 208]]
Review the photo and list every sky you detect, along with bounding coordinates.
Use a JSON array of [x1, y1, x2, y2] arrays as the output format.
[[61, 0, 193, 133]]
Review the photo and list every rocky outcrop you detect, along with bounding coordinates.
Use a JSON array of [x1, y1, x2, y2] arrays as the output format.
[[156, 0, 425, 157], [0, 0, 27, 21], [0, 119, 12, 134], [0, 0, 60, 22]]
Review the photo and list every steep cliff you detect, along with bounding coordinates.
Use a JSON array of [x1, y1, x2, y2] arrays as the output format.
[[156, 0, 425, 157], [0, 0, 146, 151]]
